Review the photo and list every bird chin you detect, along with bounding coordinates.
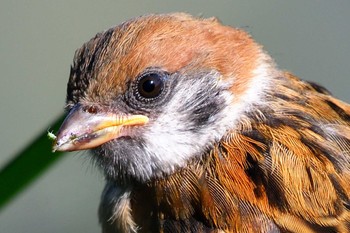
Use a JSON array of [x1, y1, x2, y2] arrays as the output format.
[[90, 136, 185, 183]]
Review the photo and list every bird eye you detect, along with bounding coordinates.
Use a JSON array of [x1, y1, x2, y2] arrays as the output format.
[[137, 72, 164, 99]]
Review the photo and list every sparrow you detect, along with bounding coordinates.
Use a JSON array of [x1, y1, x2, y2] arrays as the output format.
[[53, 13, 350, 233]]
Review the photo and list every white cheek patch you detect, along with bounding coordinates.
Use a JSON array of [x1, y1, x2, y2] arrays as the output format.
[[141, 61, 274, 177], [142, 73, 227, 175]]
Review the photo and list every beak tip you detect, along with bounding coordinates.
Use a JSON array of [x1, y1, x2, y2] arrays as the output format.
[[51, 138, 78, 152], [52, 146, 58, 153]]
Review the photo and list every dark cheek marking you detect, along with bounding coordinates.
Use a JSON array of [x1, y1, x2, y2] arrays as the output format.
[[187, 88, 226, 129], [191, 101, 221, 126]]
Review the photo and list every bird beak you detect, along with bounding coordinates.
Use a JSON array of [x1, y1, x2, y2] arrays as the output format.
[[53, 104, 149, 152]]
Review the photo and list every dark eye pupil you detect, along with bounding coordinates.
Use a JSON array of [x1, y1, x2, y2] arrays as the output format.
[[138, 73, 163, 98], [142, 79, 156, 93]]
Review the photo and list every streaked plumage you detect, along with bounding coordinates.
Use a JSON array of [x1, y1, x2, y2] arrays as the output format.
[[54, 13, 350, 232]]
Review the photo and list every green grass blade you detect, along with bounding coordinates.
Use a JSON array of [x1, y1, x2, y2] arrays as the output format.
[[0, 114, 66, 210]]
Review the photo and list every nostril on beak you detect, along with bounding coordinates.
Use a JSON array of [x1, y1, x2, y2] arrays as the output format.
[[83, 105, 99, 114]]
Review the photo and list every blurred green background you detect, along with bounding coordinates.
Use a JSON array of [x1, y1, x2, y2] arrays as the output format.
[[0, 1, 349, 232]]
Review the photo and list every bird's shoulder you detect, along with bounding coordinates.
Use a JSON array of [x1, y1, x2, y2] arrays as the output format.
[[227, 72, 350, 232]]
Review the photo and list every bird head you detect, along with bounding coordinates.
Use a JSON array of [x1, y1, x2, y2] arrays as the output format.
[[54, 13, 278, 182]]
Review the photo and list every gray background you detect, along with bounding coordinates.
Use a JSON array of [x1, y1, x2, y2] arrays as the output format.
[[0, 1, 349, 232]]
